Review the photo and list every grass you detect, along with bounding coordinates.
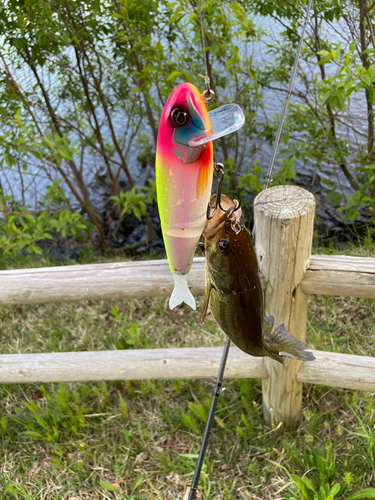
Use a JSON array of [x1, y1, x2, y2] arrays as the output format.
[[0, 248, 375, 499]]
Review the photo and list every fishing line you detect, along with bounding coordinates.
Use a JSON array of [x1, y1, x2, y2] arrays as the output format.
[[198, 0, 208, 77], [188, 1, 314, 499], [198, 0, 214, 101], [263, 0, 314, 192]]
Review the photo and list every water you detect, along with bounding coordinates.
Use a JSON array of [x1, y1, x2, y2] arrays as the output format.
[[0, 14, 370, 246]]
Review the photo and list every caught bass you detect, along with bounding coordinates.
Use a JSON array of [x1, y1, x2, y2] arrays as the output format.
[[202, 194, 315, 363], [156, 83, 214, 310]]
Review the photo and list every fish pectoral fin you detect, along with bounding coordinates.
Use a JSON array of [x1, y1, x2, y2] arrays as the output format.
[[201, 282, 213, 324], [263, 321, 315, 362]]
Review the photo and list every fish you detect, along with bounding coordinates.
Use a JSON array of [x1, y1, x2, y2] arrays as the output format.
[[156, 82, 214, 310], [202, 194, 315, 364]]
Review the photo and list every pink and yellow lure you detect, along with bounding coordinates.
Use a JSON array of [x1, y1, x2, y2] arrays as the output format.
[[156, 83, 214, 310]]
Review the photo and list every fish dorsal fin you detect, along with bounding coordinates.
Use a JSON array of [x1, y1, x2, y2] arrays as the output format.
[[201, 282, 213, 324]]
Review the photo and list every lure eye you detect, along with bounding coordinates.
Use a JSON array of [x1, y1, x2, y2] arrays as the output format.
[[171, 109, 188, 126], [218, 239, 230, 255]]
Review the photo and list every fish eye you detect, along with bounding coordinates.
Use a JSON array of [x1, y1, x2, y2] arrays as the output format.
[[218, 239, 230, 255], [171, 109, 188, 126]]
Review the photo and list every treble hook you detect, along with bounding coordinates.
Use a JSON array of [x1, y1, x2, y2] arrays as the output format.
[[206, 163, 241, 220]]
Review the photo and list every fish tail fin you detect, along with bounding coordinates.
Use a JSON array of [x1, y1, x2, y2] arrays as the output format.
[[169, 274, 196, 310], [263, 316, 315, 363]]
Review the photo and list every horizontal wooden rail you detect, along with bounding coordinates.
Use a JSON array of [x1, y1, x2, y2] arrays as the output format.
[[301, 255, 375, 299], [0, 258, 204, 305], [1, 255, 375, 306], [0, 346, 268, 383], [297, 350, 375, 392], [0, 347, 374, 392]]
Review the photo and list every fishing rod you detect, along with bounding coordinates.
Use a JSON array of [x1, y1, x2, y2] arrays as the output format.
[[188, 0, 314, 498]]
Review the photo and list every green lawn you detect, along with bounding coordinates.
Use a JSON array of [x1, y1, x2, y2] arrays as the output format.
[[0, 249, 374, 499]]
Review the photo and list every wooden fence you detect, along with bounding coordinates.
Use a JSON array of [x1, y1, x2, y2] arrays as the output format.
[[1, 186, 374, 425]]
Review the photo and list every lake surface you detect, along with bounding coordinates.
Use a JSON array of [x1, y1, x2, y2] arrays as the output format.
[[1, 14, 369, 242]]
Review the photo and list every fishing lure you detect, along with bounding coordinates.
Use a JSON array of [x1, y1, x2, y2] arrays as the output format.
[[156, 82, 213, 310], [156, 82, 245, 310], [202, 194, 315, 363]]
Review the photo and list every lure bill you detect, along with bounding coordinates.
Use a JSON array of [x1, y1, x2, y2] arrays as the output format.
[[202, 194, 315, 363], [189, 103, 245, 147], [156, 82, 214, 310]]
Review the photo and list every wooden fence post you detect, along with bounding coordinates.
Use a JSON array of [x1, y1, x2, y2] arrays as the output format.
[[254, 186, 315, 425]]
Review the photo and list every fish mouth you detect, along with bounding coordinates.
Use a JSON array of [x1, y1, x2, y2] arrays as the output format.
[[203, 195, 241, 240]]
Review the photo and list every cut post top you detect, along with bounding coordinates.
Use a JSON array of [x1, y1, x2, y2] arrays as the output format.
[[254, 185, 315, 221]]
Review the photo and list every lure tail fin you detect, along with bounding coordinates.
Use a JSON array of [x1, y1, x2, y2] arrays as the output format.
[[263, 316, 315, 364], [169, 274, 196, 310]]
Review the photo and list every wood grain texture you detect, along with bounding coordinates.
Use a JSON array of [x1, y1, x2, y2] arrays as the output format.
[[254, 186, 315, 425], [1, 254, 375, 306], [302, 255, 375, 298], [309, 254, 375, 273], [0, 346, 267, 383], [0, 258, 205, 305], [0, 346, 373, 392], [298, 350, 375, 392]]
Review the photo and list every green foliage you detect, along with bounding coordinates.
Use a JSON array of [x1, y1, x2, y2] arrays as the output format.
[[272, 443, 375, 499], [0, 0, 265, 253], [8, 384, 86, 443], [282, 474, 375, 500], [237, 160, 264, 196], [0, 180, 91, 257], [0, 259, 375, 497], [1, 0, 375, 250], [109, 304, 146, 348], [339, 191, 372, 222], [248, 3, 375, 234], [110, 186, 147, 220], [1, 477, 35, 500]]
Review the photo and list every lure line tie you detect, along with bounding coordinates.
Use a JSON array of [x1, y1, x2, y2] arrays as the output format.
[[203, 75, 215, 102], [199, 73, 215, 102]]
